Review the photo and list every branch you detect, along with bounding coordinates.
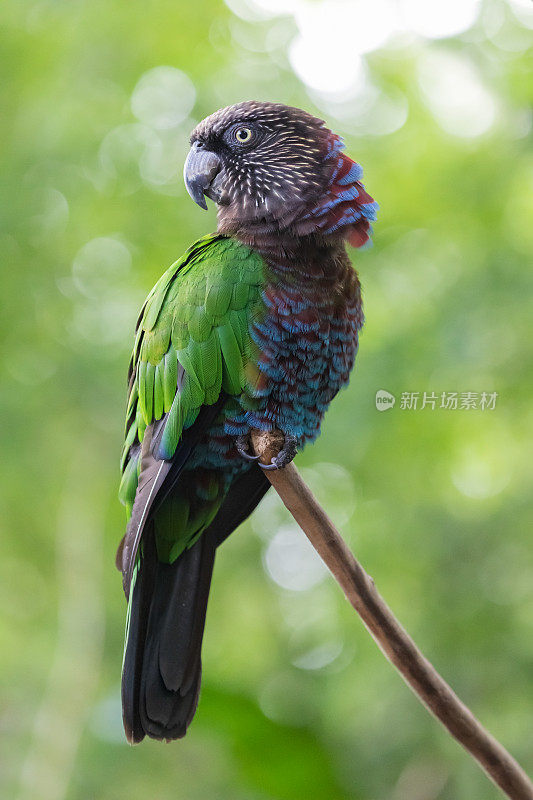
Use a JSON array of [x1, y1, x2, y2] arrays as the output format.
[[250, 430, 533, 800]]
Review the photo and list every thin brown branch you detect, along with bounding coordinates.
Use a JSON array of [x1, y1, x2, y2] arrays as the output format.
[[251, 429, 533, 800]]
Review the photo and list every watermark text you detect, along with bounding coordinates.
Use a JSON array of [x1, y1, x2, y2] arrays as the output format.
[[375, 390, 498, 412]]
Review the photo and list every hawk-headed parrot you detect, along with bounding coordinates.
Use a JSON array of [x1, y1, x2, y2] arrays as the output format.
[[117, 101, 378, 742]]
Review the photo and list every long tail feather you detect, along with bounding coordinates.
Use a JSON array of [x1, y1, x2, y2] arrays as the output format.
[[122, 528, 216, 742], [121, 464, 269, 743]]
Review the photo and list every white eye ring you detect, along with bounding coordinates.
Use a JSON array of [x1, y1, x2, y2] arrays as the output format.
[[234, 127, 253, 143]]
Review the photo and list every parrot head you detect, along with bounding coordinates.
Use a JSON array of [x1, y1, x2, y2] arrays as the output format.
[[184, 101, 378, 248]]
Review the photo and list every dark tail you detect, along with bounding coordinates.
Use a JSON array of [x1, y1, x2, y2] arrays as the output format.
[[121, 524, 216, 743], [120, 465, 270, 743]]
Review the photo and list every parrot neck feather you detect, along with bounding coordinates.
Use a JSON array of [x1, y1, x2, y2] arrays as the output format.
[[216, 131, 378, 255]]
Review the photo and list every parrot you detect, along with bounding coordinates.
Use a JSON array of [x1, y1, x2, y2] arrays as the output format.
[[117, 101, 378, 743]]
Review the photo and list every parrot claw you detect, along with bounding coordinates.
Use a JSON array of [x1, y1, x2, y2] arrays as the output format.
[[235, 434, 260, 461], [259, 433, 298, 471]]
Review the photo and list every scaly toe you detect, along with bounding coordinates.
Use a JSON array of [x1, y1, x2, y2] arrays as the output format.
[[258, 434, 298, 470], [235, 434, 260, 462]]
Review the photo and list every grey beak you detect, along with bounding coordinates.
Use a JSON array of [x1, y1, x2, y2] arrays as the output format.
[[183, 142, 222, 210]]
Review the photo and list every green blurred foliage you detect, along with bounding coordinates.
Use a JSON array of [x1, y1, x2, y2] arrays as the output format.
[[1, 1, 532, 799]]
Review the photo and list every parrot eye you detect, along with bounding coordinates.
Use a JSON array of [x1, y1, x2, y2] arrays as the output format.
[[234, 127, 253, 144]]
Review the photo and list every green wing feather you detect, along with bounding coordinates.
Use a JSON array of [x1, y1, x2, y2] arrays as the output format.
[[119, 234, 264, 561]]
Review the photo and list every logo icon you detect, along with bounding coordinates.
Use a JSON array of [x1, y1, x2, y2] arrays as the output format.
[[375, 390, 396, 411]]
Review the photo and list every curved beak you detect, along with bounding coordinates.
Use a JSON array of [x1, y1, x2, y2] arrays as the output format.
[[183, 142, 222, 210]]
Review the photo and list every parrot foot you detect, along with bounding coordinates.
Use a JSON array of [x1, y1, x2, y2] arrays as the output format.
[[235, 434, 260, 462], [259, 433, 298, 471]]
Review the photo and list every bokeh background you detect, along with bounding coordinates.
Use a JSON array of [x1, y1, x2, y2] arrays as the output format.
[[1, 1, 532, 798]]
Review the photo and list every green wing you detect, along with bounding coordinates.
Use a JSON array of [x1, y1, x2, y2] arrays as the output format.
[[118, 234, 265, 543]]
